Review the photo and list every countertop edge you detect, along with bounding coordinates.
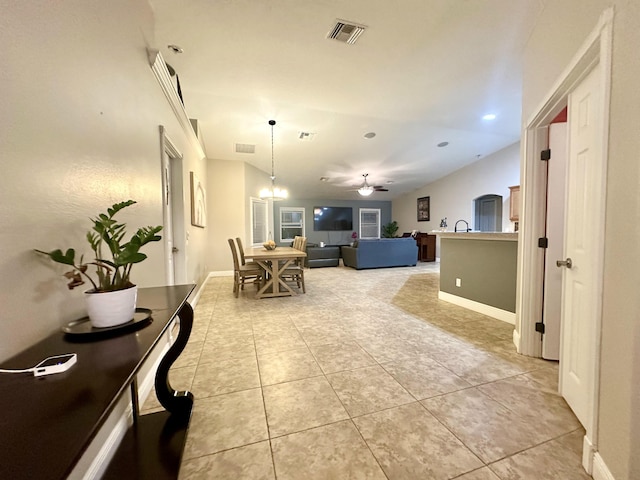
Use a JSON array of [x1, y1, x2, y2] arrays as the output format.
[[433, 232, 519, 241]]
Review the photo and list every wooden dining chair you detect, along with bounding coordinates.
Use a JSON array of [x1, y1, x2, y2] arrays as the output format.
[[236, 237, 261, 268], [228, 238, 262, 297], [283, 236, 307, 293]]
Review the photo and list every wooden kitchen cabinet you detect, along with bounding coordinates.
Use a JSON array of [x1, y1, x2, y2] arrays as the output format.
[[509, 185, 520, 221]]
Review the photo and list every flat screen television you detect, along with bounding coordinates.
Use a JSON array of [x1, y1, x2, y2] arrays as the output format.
[[313, 206, 353, 231]]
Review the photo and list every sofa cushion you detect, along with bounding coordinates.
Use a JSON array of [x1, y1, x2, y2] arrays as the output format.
[[342, 238, 418, 270]]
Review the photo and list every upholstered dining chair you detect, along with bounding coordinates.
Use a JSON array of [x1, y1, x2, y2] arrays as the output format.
[[283, 236, 307, 293], [228, 238, 262, 297]]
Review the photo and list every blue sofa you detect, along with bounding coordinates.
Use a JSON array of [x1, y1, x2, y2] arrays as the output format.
[[341, 238, 418, 270]]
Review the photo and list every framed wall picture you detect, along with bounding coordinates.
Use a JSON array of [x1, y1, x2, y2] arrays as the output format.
[[417, 196, 430, 222], [190, 171, 207, 228]]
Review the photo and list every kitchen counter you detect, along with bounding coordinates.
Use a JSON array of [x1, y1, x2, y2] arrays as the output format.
[[437, 233, 518, 324], [435, 232, 518, 241]]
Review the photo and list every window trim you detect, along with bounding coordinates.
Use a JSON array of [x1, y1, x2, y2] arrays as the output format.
[[250, 197, 269, 246], [359, 208, 381, 239], [279, 206, 305, 243]]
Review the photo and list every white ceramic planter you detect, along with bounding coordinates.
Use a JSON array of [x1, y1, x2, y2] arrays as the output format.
[[85, 285, 138, 328]]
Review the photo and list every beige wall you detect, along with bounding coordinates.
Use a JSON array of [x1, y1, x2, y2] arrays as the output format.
[[523, 2, 640, 478], [207, 159, 247, 272], [0, 1, 208, 361], [393, 142, 520, 252]]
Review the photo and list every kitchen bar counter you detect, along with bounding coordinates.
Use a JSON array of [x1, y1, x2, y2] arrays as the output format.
[[436, 232, 518, 324], [435, 232, 518, 241]]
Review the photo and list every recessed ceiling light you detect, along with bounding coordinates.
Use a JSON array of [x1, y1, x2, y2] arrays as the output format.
[[320, 176, 329, 182], [482, 113, 497, 120], [167, 44, 183, 54], [437, 141, 449, 147], [364, 132, 376, 139]]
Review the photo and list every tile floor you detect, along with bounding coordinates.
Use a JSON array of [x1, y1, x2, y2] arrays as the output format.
[[142, 262, 592, 479]]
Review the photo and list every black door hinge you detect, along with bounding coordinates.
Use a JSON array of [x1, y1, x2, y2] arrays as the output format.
[[541, 149, 551, 161], [535, 322, 545, 334], [538, 237, 548, 248]]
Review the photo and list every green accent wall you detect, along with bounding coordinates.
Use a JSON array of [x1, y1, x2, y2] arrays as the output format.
[[440, 238, 517, 312]]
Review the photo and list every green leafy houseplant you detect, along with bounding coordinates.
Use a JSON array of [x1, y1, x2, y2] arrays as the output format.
[[36, 200, 163, 292], [381, 220, 399, 238]]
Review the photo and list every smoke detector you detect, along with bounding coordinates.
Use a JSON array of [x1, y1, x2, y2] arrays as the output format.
[[327, 20, 367, 44]]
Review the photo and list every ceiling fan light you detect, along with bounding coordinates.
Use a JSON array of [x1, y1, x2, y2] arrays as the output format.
[[358, 186, 374, 196]]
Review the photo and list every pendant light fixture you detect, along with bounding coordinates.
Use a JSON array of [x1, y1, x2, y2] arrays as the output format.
[[357, 173, 374, 197], [259, 120, 288, 201]]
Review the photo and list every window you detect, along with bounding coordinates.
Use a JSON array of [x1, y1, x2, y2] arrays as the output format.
[[359, 208, 380, 239], [251, 197, 268, 246], [280, 207, 305, 242]]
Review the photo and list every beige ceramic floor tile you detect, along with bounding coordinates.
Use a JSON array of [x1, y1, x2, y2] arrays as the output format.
[[422, 388, 549, 463], [173, 340, 204, 369], [258, 346, 323, 385], [178, 441, 274, 480], [455, 467, 503, 480], [381, 355, 472, 399], [178, 268, 588, 480], [327, 365, 415, 417], [199, 335, 256, 364], [478, 374, 582, 438], [191, 354, 260, 398], [489, 429, 591, 480], [353, 402, 483, 479], [271, 420, 387, 480], [183, 388, 268, 459], [523, 364, 560, 392], [309, 341, 377, 374], [426, 346, 528, 385], [263, 376, 349, 437]]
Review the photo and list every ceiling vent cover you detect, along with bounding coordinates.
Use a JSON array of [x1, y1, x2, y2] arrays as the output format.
[[235, 143, 255, 154], [298, 131, 316, 141], [327, 20, 366, 44]]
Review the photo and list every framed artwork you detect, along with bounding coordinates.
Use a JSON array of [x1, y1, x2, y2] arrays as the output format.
[[190, 171, 207, 228], [417, 196, 430, 222]]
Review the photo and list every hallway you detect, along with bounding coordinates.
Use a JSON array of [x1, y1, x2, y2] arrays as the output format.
[[143, 263, 590, 479]]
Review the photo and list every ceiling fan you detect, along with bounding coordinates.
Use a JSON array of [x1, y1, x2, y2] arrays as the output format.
[[354, 173, 389, 196]]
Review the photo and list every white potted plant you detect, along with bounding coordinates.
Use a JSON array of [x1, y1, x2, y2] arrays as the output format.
[[36, 200, 163, 328]]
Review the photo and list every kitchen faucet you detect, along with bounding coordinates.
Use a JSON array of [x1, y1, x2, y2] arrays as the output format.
[[454, 219, 471, 232]]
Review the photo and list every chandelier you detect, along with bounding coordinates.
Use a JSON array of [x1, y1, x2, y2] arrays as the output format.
[[259, 120, 288, 201], [357, 174, 374, 196]]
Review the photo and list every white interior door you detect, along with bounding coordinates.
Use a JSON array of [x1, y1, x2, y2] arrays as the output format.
[[559, 64, 602, 432], [161, 144, 176, 285], [542, 122, 568, 361], [160, 126, 185, 285]]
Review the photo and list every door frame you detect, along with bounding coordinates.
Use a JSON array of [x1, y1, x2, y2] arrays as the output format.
[[515, 7, 613, 474], [159, 125, 187, 285]]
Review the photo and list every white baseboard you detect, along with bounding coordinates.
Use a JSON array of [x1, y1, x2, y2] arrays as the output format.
[[583, 434, 595, 474], [592, 452, 616, 480], [512, 328, 521, 352], [208, 270, 233, 278], [67, 394, 132, 480], [438, 291, 516, 325]]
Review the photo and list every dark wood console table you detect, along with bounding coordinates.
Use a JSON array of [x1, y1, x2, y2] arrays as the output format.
[[416, 233, 436, 262], [0, 284, 195, 479]]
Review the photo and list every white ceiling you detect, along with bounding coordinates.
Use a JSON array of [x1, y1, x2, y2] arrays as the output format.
[[150, 0, 543, 200]]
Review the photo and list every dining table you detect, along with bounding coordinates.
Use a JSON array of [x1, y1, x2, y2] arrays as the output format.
[[243, 246, 307, 299]]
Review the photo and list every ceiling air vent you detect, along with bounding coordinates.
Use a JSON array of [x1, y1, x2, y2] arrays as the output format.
[[298, 131, 316, 141], [235, 143, 255, 154], [327, 20, 366, 44]]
